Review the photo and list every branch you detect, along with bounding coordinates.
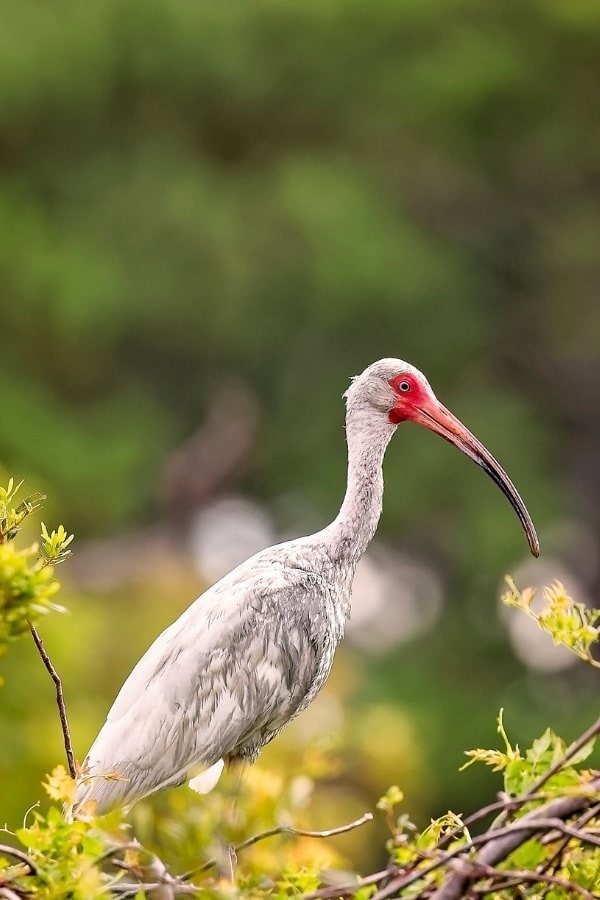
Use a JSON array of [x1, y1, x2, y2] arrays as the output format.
[[537, 800, 600, 877], [28, 622, 76, 780], [530, 815, 600, 847], [370, 779, 600, 900], [0, 887, 24, 900], [435, 791, 550, 853], [455, 858, 597, 899], [372, 716, 600, 900], [430, 775, 600, 900], [300, 869, 394, 900], [493, 713, 600, 832], [0, 842, 38, 874], [184, 812, 373, 880]]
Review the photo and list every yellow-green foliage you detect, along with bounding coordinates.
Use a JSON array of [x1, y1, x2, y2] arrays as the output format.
[[0, 479, 73, 658], [0, 541, 62, 653], [503, 577, 600, 668], [378, 713, 599, 898], [0, 480, 598, 898]]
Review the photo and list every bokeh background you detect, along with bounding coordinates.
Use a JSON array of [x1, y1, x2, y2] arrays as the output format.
[[1, 0, 599, 873]]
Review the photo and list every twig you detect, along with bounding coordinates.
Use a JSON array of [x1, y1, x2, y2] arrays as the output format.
[[371, 782, 600, 900], [110, 880, 197, 897], [455, 859, 596, 899], [537, 800, 600, 882], [492, 713, 600, 832], [0, 887, 24, 900], [0, 842, 38, 874], [90, 841, 145, 868], [111, 857, 198, 898], [472, 876, 525, 894], [429, 774, 600, 900], [518, 816, 600, 848], [28, 622, 76, 780], [184, 812, 373, 880], [300, 868, 395, 900], [434, 791, 550, 853]]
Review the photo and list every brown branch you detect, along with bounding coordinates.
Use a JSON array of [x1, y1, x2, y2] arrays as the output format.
[[434, 790, 551, 853], [110, 874, 197, 897], [28, 622, 76, 780], [430, 775, 600, 900], [492, 713, 600, 832], [537, 800, 600, 881], [0, 887, 25, 900], [300, 868, 394, 900], [0, 842, 38, 874], [111, 849, 198, 899], [519, 816, 600, 848], [455, 859, 596, 899], [370, 780, 600, 900], [184, 812, 373, 880]]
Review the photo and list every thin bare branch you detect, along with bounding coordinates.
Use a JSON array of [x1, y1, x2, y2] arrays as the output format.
[[493, 713, 600, 832], [434, 791, 551, 853], [0, 887, 24, 900], [300, 868, 394, 900], [538, 801, 600, 879], [0, 842, 38, 874], [430, 774, 600, 900], [371, 778, 600, 900], [110, 879, 197, 897], [28, 622, 76, 780], [455, 858, 596, 899], [185, 812, 373, 880]]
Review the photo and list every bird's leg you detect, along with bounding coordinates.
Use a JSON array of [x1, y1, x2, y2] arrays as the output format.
[[226, 842, 238, 880], [225, 757, 248, 879], [214, 757, 247, 881]]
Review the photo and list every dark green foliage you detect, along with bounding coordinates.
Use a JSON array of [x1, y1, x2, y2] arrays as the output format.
[[2, 0, 597, 544], [1, 0, 600, 889]]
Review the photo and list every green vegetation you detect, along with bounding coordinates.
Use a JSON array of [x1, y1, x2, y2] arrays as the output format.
[[1, 0, 600, 891], [0, 485, 598, 897], [0, 480, 71, 658]]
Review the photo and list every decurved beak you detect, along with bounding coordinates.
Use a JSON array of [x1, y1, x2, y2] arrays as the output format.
[[411, 399, 540, 558]]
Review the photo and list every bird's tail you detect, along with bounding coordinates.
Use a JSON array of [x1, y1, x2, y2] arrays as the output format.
[[188, 758, 224, 794], [69, 766, 134, 819]]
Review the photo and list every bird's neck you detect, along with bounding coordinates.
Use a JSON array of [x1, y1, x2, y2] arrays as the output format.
[[325, 410, 395, 565]]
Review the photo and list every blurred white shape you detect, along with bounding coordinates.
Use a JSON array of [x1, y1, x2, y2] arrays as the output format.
[[543, 519, 599, 584], [189, 496, 276, 583], [190, 497, 443, 654], [346, 545, 443, 654], [288, 691, 345, 741], [500, 557, 588, 672], [290, 775, 315, 809]]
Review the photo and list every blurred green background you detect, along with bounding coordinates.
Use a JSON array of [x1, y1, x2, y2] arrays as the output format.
[[1, 0, 599, 873]]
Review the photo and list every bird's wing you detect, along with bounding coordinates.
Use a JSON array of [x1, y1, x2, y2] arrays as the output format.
[[74, 561, 330, 814]]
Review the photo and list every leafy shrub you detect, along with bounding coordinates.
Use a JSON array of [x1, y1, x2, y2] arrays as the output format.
[[0, 479, 598, 898]]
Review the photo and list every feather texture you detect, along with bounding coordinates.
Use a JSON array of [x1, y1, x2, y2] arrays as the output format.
[[73, 359, 412, 815]]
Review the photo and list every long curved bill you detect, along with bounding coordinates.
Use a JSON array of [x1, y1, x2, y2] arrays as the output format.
[[413, 400, 540, 558]]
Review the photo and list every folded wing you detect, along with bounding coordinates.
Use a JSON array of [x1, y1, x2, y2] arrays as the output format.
[[73, 562, 326, 815]]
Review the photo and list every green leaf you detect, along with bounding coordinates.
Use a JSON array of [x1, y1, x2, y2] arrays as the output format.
[[568, 738, 596, 766]]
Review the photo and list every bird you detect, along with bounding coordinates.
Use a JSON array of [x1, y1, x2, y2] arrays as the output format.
[[72, 359, 539, 816]]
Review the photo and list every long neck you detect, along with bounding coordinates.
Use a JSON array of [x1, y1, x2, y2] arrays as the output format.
[[324, 409, 395, 565]]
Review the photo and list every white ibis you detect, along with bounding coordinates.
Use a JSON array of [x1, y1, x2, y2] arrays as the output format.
[[73, 359, 539, 815]]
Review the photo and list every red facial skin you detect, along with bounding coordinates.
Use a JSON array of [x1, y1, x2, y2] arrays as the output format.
[[387, 374, 430, 424], [387, 373, 540, 558]]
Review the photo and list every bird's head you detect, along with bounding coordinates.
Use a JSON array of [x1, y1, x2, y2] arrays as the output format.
[[346, 359, 540, 558]]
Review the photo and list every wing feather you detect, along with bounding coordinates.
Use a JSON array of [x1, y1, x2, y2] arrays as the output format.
[[73, 561, 329, 814]]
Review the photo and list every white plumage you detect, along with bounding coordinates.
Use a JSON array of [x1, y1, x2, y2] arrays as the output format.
[[73, 359, 538, 815]]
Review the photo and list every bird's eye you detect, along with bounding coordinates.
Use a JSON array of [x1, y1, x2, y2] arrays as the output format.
[[399, 381, 411, 392]]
